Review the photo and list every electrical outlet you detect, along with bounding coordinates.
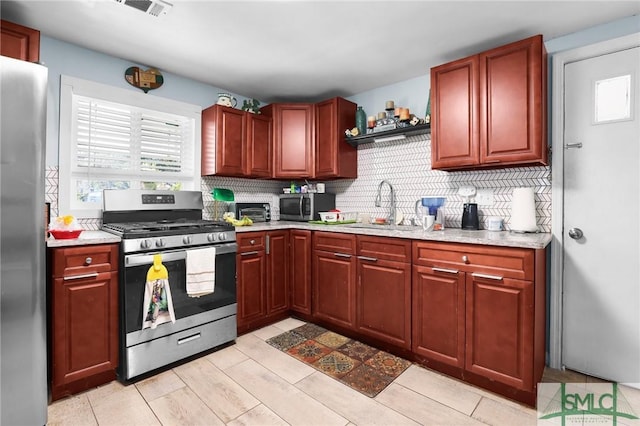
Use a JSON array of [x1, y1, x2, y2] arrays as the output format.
[[476, 189, 494, 206]]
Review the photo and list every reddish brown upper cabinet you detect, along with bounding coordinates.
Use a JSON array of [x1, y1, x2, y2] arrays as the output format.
[[49, 244, 119, 401], [315, 97, 357, 179], [246, 112, 273, 178], [1, 20, 40, 62], [431, 35, 547, 171], [202, 105, 272, 177], [262, 103, 315, 178]]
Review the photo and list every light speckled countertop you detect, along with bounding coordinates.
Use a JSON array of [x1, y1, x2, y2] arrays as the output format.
[[45, 222, 551, 249], [46, 230, 121, 248], [236, 221, 552, 249]]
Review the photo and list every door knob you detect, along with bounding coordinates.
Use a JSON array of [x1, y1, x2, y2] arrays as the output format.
[[568, 228, 584, 239]]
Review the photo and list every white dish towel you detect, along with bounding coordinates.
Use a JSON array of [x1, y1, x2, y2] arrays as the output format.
[[186, 247, 216, 297]]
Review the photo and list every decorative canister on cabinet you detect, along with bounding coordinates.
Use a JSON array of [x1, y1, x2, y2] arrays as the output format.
[[355, 106, 367, 136]]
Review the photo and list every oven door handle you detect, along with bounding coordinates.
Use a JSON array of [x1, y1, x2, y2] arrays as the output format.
[[125, 251, 186, 267], [124, 242, 238, 267]]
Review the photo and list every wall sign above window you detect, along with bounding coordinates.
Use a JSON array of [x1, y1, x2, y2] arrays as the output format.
[[125, 66, 164, 93]]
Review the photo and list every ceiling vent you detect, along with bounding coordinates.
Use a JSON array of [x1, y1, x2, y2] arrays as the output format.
[[113, 0, 173, 18]]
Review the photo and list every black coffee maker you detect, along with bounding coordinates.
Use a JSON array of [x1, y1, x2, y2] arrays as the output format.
[[459, 186, 479, 230]]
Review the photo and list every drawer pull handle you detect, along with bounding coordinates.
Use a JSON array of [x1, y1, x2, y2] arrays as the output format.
[[63, 272, 99, 281], [462, 255, 469, 263], [432, 267, 459, 274], [250, 239, 255, 245], [472, 272, 503, 281], [334, 252, 352, 258], [85, 257, 92, 265], [177, 333, 201, 345], [240, 251, 260, 256], [357, 256, 378, 262]]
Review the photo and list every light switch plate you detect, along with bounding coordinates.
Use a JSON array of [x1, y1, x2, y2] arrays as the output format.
[[476, 188, 494, 206]]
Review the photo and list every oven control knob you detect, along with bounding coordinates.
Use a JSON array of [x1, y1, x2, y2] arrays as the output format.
[[140, 239, 152, 249], [218, 232, 227, 241], [207, 233, 216, 242], [155, 239, 166, 248], [183, 236, 193, 245]]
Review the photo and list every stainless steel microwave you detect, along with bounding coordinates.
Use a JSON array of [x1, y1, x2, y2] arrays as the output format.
[[279, 193, 336, 221]]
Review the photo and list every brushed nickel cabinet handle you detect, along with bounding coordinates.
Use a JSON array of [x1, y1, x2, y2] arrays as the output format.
[[85, 257, 92, 265], [471, 272, 503, 281], [432, 267, 459, 274], [334, 252, 351, 258], [357, 256, 378, 262], [240, 251, 260, 256], [63, 272, 99, 281]]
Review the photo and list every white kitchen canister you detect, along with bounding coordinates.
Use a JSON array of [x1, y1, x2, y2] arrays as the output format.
[[510, 187, 538, 232]]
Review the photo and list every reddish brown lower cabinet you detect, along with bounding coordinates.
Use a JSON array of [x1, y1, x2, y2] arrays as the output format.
[[355, 236, 411, 349], [412, 240, 545, 400], [1, 19, 40, 62], [312, 232, 357, 329], [290, 229, 312, 315], [49, 243, 119, 401], [412, 265, 465, 367], [465, 274, 534, 391], [236, 231, 289, 334]]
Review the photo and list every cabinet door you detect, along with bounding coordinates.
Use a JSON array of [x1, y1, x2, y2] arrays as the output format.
[[315, 97, 357, 179], [312, 250, 356, 329], [236, 248, 266, 328], [290, 229, 312, 315], [412, 265, 465, 367], [266, 230, 289, 315], [0, 20, 40, 62], [480, 35, 547, 166], [272, 103, 314, 178], [431, 55, 480, 169], [465, 274, 534, 391], [356, 258, 411, 348], [201, 105, 246, 176], [246, 113, 272, 177], [52, 271, 118, 387]]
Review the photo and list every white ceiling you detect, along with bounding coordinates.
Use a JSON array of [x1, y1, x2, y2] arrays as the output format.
[[2, 1, 639, 103]]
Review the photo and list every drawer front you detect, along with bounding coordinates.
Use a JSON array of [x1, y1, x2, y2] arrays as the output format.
[[52, 244, 119, 277], [237, 232, 266, 252], [413, 241, 534, 280], [357, 235, 411, 263], [313, 231, 356, 254]]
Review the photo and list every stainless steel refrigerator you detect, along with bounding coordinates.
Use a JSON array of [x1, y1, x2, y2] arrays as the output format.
[[0, 56, 48, 425]]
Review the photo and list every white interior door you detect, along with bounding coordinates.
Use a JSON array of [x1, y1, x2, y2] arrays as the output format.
[[562, 45, 640, 385]]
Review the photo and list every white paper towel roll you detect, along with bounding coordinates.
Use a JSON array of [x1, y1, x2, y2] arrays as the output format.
[[510, 187, 538, 232]]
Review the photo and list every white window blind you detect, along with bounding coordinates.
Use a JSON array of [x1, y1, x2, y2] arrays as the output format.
[[73, 96, 193, 177], [59, 75, 201, 219]]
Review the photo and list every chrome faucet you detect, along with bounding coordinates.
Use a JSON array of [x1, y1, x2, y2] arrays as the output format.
[[375, 180, 396, 225]]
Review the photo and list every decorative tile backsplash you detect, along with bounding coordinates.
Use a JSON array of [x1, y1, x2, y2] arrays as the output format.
[[327, 133, 551, 232], [46, 132, 551, 232]]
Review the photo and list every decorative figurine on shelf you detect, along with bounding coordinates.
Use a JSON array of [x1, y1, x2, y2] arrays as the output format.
[[425, 88, 432, 125], [241, 98, 261, 114]]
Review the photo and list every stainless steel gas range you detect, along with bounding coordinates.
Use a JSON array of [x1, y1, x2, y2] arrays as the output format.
[[101, 190, 237, 381]]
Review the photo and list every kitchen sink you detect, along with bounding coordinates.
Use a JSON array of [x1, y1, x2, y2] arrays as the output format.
[[344, 223, 418, 232]]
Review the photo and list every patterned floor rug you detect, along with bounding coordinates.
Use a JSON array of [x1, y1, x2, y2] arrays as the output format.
[[266, 323, 412, 397]]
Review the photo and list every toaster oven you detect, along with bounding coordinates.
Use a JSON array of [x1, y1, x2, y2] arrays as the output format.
[[234, 202, 271, 222]]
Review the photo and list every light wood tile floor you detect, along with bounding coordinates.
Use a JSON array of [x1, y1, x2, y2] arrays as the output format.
[[46, 318, 585, 426]]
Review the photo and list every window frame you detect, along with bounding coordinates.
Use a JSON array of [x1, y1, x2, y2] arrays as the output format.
[[59, 75, 202, 219]]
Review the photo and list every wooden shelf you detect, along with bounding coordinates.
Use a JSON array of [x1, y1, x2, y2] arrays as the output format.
[[345, 124, 431, 147]]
